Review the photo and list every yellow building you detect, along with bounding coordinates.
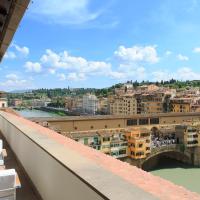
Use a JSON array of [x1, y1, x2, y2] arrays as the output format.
[[98, 129, 128, 156], [109, 94, 137, 115], [170, 98, 192, 113], [125, 128, 151, 159], [184, 125, 200, 147], [100, 132, 112, 155], [141, 92, 165, 114]]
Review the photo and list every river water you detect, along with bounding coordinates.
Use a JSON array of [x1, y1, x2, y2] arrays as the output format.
[[17, 109, 59, 118], [150, 158, 200, 194], [17, 109, 200, 194]]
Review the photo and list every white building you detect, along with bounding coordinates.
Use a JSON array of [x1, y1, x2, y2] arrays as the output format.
[[82, 94, 99, 114], [0, 92, 8, 108], [0, 98, 8, 108]]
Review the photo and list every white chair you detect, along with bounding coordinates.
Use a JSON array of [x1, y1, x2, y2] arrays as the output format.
[[0, 169, 17, 200]]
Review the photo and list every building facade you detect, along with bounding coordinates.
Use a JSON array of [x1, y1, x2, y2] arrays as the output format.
[[125, 128, 151, 159], [109, 95, 137, 115], [83, 94, 99, 114]]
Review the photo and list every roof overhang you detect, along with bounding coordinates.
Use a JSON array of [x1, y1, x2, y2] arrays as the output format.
[[0, 0, 30, 62]]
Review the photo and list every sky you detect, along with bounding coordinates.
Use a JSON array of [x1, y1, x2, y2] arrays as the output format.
[[1, 0, 200, 91]]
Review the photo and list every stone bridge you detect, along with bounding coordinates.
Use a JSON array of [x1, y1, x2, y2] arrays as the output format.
[[140, 144, 192, 170], [124, 144, 199, 170]]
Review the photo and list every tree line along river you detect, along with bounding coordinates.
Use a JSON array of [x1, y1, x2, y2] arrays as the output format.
[[17, 109, 200, 194]]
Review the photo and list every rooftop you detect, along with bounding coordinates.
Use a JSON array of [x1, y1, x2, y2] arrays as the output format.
[[29, 112, 200, 122]]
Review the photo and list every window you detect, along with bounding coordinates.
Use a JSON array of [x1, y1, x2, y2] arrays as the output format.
[[111, 152, 119, 156], [119, 149, 126, 155], [138, 143, 143, 148], [131, 151, 135, 155], [136, 152, 144, 156], [84, 138, 88, 145], [111, 143, 119, 147], [94, 137, 99, 144], [139, 118, 148, 125], [141, 133, 150, 137], [127, 119, 137, 126], [102, 144, 110, 149], [150, 118, 159, 124], [130, 143, 135, 148], [103, 137, 110, 142]]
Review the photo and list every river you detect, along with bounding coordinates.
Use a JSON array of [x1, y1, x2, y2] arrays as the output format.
[[17, 109, 60, 118], [17, 109, 200, 194], [150, 158, 200, 194]]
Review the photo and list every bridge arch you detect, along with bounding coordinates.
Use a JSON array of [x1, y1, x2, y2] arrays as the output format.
[[141, 146, 191, 171]]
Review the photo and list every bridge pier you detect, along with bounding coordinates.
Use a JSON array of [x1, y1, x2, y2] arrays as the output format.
[[193, 147, 200, 167]]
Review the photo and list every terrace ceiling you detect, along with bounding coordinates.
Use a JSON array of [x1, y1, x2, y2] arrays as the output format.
[[0, 0, 30, 61]]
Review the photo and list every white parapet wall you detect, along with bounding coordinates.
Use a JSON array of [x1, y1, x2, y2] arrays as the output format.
[[0, 111, 199, 200]]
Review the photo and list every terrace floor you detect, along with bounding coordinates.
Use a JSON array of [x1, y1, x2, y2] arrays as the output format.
[[0, 132, 41, 200]]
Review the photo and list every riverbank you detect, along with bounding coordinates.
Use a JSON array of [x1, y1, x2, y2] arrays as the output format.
[[35, 107, 81, 116]]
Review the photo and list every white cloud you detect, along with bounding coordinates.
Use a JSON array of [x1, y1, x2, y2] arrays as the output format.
[[165, 50, 172, 56], [177, 67, 200, 80], [3, 44, 29, 60], [57, 73, 66, 81], [67, 73, 86, 81], [26, 46, 155, 82], [24, 62, 42, 73], [30, 0, 102, 25], [49, 68, 56, 74], [152, 70, 172, 81], [177, 54, 189, 61], [57, 72, 86, 81], [40, 49, 112, 75], [114, 45, 159, 64], [13, 44, 29, 57], [4, 51, 17, 59], [0, 74, 28, 89], [152, 67, 200, 81], [193, 47, 200, 53], [108, 66, 146, 81], [109, 71, 127, 79]]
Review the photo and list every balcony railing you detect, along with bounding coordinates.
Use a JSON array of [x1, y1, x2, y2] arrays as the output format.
[[0, 111, 199, 200]]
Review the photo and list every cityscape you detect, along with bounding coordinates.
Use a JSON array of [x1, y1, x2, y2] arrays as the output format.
[[1, 0, 200, 200]]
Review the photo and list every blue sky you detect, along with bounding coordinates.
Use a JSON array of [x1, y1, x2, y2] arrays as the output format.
[[1, 0, 200, 91]]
